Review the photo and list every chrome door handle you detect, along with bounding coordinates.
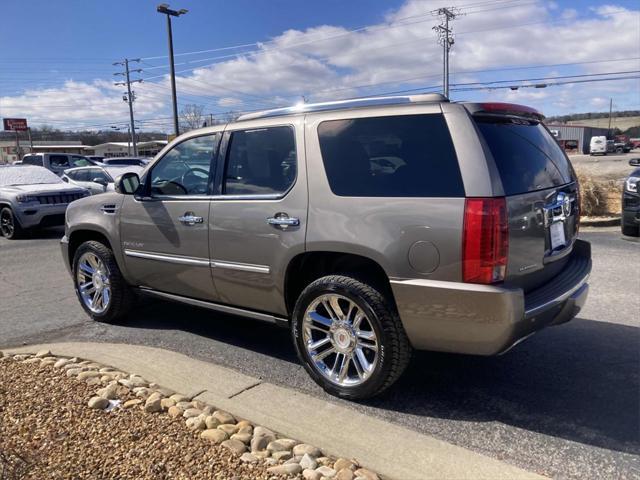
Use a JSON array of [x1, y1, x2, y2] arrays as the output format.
[[178, 213, 204, 226], [267, 213, 300, 229]]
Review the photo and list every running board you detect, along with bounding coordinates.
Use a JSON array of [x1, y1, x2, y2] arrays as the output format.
[[137, 287, 289, 327]]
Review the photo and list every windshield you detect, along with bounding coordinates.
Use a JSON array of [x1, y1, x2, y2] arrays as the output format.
[[0, 166, 63, 187]]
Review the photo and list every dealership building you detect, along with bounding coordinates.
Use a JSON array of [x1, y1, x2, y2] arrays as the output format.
[[0, 140, 87, 164], [546, 124, 610, 154]]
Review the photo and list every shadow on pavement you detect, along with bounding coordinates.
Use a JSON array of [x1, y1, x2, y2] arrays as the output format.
[[123, 299, 639, 456]]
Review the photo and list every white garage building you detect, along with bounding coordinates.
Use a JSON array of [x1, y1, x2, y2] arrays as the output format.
[[87, 140, 167, 158]]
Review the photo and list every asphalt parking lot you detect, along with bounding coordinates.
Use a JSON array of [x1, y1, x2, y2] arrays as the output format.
[[0, 226, 638, 479]]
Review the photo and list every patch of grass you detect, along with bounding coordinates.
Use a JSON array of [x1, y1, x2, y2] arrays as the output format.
[[577, 173, 622, 216]]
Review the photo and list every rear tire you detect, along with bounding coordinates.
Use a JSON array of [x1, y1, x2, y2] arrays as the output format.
[[72, 240, 135, 323], [0, 207, 25, 239], [292, 275, 411, 400], [621, 223, 640, 237]]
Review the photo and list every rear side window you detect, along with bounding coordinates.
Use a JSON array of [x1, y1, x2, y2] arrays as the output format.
[[50, 155, 70, 168], [318, 114, 463, 197], [475, 118, 574, 195], [224, 126, 297, 196], [23, 155, 43, 166]]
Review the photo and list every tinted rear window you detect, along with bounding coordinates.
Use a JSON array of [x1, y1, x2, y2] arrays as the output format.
[[318, 114, 463, 197], [475, 118, 574, 195]]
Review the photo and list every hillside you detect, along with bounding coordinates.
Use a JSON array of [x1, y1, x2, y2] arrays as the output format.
[[565, 116, 640, 131]]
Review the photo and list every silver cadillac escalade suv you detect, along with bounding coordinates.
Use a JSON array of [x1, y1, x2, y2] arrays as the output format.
[[61, 94, 591, 399]]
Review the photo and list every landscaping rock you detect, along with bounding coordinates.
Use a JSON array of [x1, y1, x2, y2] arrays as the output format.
[[122, 399, 143, 409], [267, 440, 291, 453], [212, 410, 235, 425], [336, 468, 355, 480], [303, 469, 322, 480], [167, 406, 184, 418], [205, 415, 220, 429], [240, 452, 259, 463], [217, 423, 239, 436], [77, 371, 101, 381], [201, 428, 228, 444], [35, 350, 51, 358], [251, 427, 276, 452], [160, 398, 176, 410], [316, 466, 337, 478], [186, 417, 206, 431], [221, 439, 246, 455], [267, 464, 302, 476], [354, 468, 379, 480], [294, 444, 323, 458], [146, 391, 163, 403], [300, 453, 318, 470], [170, 393, 190, 403], [230, 432, 252, 444], [88, 396, 109, 410], [273, 450, 293, 462], [183, 408, 202, 418], [96, 383, 119, 400], [334, 458, 356, 472], [144, 398, 162, 413]]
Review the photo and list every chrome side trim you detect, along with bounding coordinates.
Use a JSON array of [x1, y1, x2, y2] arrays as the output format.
[[211, 260, 270, 274], [124, 249, 210, 267], [137, 287, 288, 326]]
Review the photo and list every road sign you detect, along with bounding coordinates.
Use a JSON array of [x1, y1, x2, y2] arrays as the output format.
[[3, 118, 28, 131]]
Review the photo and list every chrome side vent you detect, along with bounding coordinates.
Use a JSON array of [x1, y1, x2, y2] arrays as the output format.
[[100, 204, 117, 215]]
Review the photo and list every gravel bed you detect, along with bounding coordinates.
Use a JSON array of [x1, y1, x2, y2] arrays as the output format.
[[0, 351, 381, 480]]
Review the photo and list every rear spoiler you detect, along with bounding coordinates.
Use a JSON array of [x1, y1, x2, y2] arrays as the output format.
[[463, 102, 545, 121]]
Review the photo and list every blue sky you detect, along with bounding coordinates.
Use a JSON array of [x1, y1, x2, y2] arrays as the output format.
[[1, 0, 638, 130]]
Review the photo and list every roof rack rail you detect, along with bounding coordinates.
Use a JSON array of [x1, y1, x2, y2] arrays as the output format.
[[237, 93, 449, 121]]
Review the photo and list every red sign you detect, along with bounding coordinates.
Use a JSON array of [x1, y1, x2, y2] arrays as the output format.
[[3, 118, 28, 131]]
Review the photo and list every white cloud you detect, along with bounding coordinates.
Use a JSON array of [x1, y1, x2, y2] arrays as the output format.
[[1, 0, 638, 129]]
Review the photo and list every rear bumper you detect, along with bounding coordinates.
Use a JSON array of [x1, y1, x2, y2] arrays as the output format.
[[391, 239, 591, 355]]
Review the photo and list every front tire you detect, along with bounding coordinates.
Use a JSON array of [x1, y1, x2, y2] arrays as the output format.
[[292, 275, 411, 399], [0, 207, 25, 239], [72, 240, 135, 323]]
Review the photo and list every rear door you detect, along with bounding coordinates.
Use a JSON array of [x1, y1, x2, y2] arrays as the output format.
[[473, 115, 579, 291], [209, 117, 307, 316]]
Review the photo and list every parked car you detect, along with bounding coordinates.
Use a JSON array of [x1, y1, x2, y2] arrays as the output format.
[[61, 95, 591, 399], [0, 166, 89, 239], [21, 153, 98, 176], [621, 158, 640, 237], [99, 157, 147, 167], [613, 140, 632, 154], [86, 155, 105, 162], [62, 165, 144, 195], [589, 136, 607, 155]]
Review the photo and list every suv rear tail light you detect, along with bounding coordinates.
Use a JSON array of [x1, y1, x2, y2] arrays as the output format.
[[462, 198, 508, 284]]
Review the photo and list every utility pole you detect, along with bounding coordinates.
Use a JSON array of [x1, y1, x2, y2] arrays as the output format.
[[114, 59, 143, 156], [433, 7, 460, 98], [607, 98, 613, 137], [157, 4, 189, 137]]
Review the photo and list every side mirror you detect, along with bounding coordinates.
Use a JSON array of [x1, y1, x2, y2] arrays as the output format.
[[629, 158, 640, 167], [92, 177, 108, 187], [114, 172, 141, 195], [62, 177, 69, 182]]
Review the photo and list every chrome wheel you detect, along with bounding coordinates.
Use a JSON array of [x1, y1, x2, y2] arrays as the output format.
[[0, 210, 14, 237], [76, 252, 111, 314], [302, 294, 379, 387]]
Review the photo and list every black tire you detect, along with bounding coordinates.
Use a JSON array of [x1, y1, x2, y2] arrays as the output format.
[[621, 223, 640, 237], [0, 207, 25, 239], [72, 240, 135, 323], [292, 275, 411, 400]]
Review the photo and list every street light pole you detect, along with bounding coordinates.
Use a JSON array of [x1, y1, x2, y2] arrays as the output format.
[[157, 4, 188, 137]]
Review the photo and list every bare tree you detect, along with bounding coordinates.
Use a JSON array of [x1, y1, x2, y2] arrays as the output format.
[[180, 104, 205, 132]]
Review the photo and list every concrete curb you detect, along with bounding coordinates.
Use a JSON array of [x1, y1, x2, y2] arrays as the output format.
[[581, 217, 620, 227], [3, 342, 546, 480]]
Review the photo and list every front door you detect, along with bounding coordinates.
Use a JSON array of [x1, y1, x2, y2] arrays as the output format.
[[120, 132, 221, 301], [210, 118, 307, 316]]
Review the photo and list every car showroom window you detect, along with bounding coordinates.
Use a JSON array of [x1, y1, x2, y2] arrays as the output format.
[[150, 134, 219, 196], [317, 114, 463, 197], [223, 126, 297, 196]]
